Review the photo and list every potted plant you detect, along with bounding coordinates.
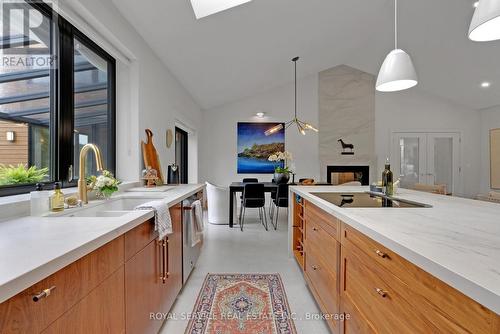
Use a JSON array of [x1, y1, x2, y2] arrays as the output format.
[[268, 151, 293, 184], [87, 170, 121, 200], [0, 164, 48, 186]]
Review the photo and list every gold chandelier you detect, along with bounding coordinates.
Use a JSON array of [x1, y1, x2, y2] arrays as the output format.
[[265, 57, 318, 136]]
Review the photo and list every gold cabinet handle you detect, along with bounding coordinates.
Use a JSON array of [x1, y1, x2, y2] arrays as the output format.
[[375, 288, 387, 298], [33, 286, 56, 302], [164, 239, 169, 281], [375, 250, 388, 258], [158, 240, 165, 282], [312, 227, 318, 231], [312, 265, 318, 271]]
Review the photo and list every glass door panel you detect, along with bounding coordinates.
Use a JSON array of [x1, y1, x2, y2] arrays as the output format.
[[392, 133, 426, 189], [391, 132, 461, 194], [427, 133, 460, 195]]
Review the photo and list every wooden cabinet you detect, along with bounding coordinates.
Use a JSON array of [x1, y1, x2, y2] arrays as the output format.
[[293, 197, 500, 334], [42, 267, 125, 334], [0, 199, 187, 334], [340, 224, 500, 334], [124, 203, 183, 334], [0, 236, 124, 334], [301, 198, 341, 333], [125, 238, 164, 334], [163, 203, 183, 312], [292, 195, 305, 268]]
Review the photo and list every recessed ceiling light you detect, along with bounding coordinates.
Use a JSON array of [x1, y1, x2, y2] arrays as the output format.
[[256, 112, 265, 118], [481, 81, 491, 88], [473, 1, 479, 8], [190, 0, 253, 19]]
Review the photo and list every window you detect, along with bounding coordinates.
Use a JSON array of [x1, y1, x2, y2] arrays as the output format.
[[0, 1, 115, 196]]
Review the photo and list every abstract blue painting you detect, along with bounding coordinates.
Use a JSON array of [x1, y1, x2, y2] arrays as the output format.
[[237, 122, 285, 174]]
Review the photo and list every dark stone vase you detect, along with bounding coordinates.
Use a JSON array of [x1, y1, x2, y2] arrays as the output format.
[[273, 172, 290, 184]]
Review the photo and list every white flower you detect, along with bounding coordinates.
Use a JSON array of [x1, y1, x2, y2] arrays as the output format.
[[268, 154, 278, 162]]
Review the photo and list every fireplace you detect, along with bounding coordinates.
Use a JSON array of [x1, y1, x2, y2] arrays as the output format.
[[327, 166, 370, 185]]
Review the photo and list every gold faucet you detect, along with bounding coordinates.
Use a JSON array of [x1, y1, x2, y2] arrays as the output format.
[[78, 144, 104, 204]]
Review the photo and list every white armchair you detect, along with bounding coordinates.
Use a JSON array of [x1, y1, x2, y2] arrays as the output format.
[[205, 182, 229, 225]]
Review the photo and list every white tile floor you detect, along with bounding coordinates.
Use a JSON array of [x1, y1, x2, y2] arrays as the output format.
[[160, 209, 330, 334]]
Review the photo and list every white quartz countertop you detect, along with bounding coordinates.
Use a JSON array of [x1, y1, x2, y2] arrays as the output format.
[[289, 186, 500, 315], [0, 184, 204, 304]]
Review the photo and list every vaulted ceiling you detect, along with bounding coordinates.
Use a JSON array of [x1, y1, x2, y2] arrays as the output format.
[[112, 0, 500, 111]]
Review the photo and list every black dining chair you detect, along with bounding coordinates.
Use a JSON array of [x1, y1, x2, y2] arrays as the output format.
[[270, 183, 289, 230], [239, 183, 268, 231], [269, 179, 277, 216], [240, 178, 259, 200], [242, 178, 259, 183]]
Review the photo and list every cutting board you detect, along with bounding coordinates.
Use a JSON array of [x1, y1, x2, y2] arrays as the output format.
[[141, 129, 164, 183]]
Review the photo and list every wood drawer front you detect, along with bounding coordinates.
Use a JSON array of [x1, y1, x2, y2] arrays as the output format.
[[341, 245, 436, 334], [124, 218, 157, 261], [304, 201, 339, 241], [305, 245, 339, 319], [304, 273, 338, 334], [305, 218, 339, 276], [42, 267, 125, 334], [341, 224, 498, 334], [0, 236, 124, 334], [340, 292, 376, 334]]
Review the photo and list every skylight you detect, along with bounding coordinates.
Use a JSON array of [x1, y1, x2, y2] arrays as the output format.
[[190, 0, 253, 19]]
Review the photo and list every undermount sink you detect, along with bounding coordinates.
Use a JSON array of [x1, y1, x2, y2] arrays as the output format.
[[60, 197, 160, 218], [65, 210, 130, 218]]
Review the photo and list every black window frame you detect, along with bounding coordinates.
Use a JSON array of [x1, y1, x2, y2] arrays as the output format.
[[0, 1, 116, 196]]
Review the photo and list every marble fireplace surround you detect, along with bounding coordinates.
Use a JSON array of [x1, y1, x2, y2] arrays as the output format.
[[319, 64, 376, 183]]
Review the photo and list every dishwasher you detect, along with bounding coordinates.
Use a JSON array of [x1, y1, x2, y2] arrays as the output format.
[[182, 196, 203, 284]]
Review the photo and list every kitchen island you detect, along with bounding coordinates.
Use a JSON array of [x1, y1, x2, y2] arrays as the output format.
[[288, 185, 500, 333]]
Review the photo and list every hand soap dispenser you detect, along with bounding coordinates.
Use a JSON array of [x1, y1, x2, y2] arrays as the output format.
[[50, 182, 65, 212]]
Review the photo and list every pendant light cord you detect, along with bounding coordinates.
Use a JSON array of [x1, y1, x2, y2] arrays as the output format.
[[294, 58, 297, 119], [394, 0, 398, 49]]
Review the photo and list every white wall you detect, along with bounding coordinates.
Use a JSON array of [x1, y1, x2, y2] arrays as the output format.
[[61, 0, 202, 182], [479, 107, 500, 194], [199, 74, 320, 186], [375, 88, 481, 198]]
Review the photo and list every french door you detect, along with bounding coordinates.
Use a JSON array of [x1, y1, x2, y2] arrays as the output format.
[[391, 132, 461, 194]]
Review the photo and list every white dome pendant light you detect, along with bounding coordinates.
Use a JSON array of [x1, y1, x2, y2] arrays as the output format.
[[469, 0, 500, 41], [376, 0, 418, 92]]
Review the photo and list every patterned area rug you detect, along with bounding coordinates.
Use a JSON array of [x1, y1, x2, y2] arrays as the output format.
[[185, 273, 297, 334]]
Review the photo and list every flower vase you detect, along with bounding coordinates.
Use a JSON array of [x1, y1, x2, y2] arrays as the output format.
[[96, 191, 113, 200], [273, 172, 290, 184]]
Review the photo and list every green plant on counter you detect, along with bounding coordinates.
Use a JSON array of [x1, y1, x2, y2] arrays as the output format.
[[87, 170, 121, 199], [0, 164, 49, 186]]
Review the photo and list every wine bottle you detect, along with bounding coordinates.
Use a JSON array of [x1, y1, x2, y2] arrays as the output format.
[[382, 158, 394, 196]]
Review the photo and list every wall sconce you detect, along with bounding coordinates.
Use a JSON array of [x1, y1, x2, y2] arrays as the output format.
[[6, 131, 15, 142]]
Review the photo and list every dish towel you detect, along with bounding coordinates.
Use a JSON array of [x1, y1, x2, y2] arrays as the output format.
[[134, 200, 172, 239], [190, 199, 204, 247]]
